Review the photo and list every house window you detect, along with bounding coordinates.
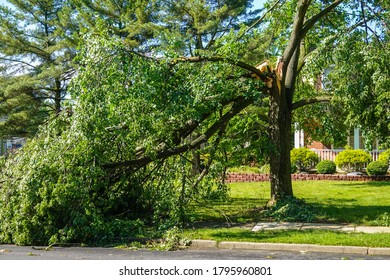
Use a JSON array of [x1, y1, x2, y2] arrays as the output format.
[[347, 128, 380, 150]]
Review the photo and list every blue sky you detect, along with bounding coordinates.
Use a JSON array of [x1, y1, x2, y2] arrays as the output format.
[[1, 0, 268, 9], [254, 0, 267, 10]]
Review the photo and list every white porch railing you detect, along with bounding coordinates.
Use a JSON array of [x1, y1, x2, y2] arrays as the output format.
[[312, 149, 383, 162]]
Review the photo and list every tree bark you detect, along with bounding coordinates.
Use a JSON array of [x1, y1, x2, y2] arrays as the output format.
[[268, 83, 293, 203], [266, 0, 345, 203], [266, 0, 310, 203], [54, 79, 62, 115]]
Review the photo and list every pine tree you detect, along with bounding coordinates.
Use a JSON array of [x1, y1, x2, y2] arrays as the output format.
[[158, 0, 261, 54], [0, 0, 78, 138], [72, 0, 158, 49]]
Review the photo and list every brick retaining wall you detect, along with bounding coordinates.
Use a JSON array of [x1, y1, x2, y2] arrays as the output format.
[[226, 173, 390, 183]]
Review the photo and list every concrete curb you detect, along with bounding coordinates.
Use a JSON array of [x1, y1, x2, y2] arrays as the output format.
[[251, 222, 390, 233], [190, 239, 390, 256]]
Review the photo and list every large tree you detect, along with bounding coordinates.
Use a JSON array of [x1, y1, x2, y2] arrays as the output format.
[[99, 0, 388, 201], [0, 0, 78, 138], [0, 0, 388, 245]]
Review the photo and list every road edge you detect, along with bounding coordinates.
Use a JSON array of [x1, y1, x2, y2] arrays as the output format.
[[190, 240, 390, 256]]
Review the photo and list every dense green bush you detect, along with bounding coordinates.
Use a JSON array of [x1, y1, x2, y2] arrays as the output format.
[[366, 161, 388, 176], [378, 149, 390, 168], [290, 148, 319, 172], [259, 164, 270, 174], [316, 160, 337, 174], [334, 149, 371, 172], [291, 163, 297, 174]]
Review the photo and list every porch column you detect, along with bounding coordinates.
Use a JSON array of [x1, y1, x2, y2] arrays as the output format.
[[294, 123, 304, 148], [354, 128, 360, 149]]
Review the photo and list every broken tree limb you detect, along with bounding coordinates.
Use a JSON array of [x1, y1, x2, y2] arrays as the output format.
[[102, 96, 254, 170], [291, 96, 332, 110]]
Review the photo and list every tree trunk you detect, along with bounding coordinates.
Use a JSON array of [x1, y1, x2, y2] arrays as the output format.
[[268, 86, 293, 203], [54, 79, 62, 115], [192, 149, 202, 176]]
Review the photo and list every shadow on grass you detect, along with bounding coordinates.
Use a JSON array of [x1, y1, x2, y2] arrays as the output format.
[[188, 197, 268, 223], [189, 180, 390, 226], [330, 181, 390, 188], [189, 200, 390, 226], [312, 204, 390, 225]]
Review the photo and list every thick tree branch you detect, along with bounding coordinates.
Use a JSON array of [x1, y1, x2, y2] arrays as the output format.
[[292, 96, 332, 110], [172, 56, 269, 80], [126, 50, 271, 85], [282, 0, 311, 69], [282, 0, 345, 103], [301, 0, 344, 38], [103, 96, 254, 170]]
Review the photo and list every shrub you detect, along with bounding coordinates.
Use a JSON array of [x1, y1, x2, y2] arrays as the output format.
[[366, 161, 388, 176], [290, 148, 319, 172], [316, 160, 337, 174], [334, 149, 371, 172], [228, 166, 261, 174], [291, 164, 297, 174], [378, 149, 390, 168], [259, 164, 270, 174]]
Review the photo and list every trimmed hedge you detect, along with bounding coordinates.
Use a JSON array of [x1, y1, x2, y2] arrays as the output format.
[[366, 161, 388, 176], [316, 160, 336, 174], [378, 149, 390, 168], [335, 149, 371, 172], [291, 148, 319, 172]]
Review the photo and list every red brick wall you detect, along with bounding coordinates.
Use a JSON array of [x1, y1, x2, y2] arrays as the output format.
[[306, 141, 331, 150], [225, 173, 390, 183]]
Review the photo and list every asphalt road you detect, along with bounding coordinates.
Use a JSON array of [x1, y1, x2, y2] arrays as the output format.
[[1, 245, 389, 260]]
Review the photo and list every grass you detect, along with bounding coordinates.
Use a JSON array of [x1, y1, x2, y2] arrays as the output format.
[[184, 180, 390, 247], [184, 228, 390, 248]]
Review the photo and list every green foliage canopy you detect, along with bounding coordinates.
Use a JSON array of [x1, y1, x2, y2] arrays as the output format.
[[0, 32, 264, 245]]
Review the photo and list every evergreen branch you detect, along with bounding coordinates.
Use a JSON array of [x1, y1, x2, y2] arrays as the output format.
[[1, 19, 48, 58], [291, 96, 332, 110], [0, 57, 37, 69]]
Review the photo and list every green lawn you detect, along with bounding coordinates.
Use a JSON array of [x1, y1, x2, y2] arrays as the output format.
[[184, 228, 390, 248], [185, 180, 390, 247]]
